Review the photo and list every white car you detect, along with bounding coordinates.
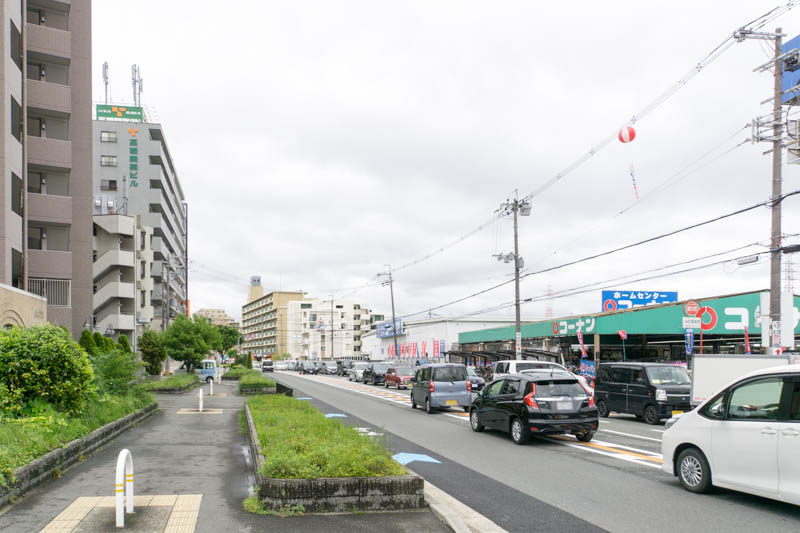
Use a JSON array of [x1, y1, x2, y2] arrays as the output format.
[[274, 361, 288, 371], [661, 364, 800, 505], [349, 362, 371, 382]]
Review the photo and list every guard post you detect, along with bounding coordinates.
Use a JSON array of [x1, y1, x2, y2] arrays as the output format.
[[115, 449, 134, 527]]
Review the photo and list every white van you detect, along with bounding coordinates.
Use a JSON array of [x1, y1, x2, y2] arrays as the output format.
[[198, 359, 218, 383], [493, 360, 569, 379]]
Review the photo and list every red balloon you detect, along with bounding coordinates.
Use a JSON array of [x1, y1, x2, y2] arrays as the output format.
[[618, 126, 636, 143]]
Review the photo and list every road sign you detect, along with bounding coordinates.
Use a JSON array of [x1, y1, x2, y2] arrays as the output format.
[[683, 300, 700, 316], [682, 317, 702, 329]]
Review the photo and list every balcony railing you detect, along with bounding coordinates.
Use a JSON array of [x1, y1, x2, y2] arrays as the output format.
[[28, 278, 70, 307]]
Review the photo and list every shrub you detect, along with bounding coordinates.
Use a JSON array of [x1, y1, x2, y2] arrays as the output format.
[[79, 329, 97, 356], [0, 325, 94, 416], [117, 334, 132, 353], [91, 349, 138, 395], [141, 374, 199, 391], [139, 329, 166, 375], [222, 368, 252, 380], [239, 372, 275, 391], [93, 331, 105, 351]]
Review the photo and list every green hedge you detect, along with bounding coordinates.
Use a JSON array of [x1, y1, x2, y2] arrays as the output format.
[[238, 372, 275, 391], [247, 395, 404, 479], [141, 374, 199, 391], [0, 391, 154, 487], [223, 368, 253, 380]]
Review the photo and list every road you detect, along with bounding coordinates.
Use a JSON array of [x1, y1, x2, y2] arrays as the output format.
[[274, 371, 800, 533]]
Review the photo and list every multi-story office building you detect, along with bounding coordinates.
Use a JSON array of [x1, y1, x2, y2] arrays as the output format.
[[241, 278, 306, 356], [92, 117, 187, 330], [286, 299, 384, 360], [92, 214, 153, 347], [195, 308, 237, 328], [0, 0, 93, 336]]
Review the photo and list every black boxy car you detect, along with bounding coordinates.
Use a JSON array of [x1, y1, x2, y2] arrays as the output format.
[[363, 362, 391, 385], [337, 360, 355, 376], [594, 362, 692, 425], [469, 371, 598, 444], [299, 361, 319, 375]]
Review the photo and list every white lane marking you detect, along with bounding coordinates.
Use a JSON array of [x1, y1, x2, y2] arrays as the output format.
[[599, 420, 610, 424], [589, 438, 663, 458], [650, 429, 665, 433], [553, 440, 662, 469], [600, 429, 662, 443]]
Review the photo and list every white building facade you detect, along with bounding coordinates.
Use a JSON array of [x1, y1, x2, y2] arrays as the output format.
[[361, 318, 519, 363]]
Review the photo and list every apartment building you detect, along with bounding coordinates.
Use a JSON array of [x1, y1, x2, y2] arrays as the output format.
[[241, 278, 306, 356], [92, 214, 153, 347], [92, 117, 187, 330], [195, 308, 237, 328], [0, 0, 93, 336], [285, 299, 384, 360]]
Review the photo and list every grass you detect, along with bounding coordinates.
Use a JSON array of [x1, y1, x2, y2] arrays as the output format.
[[238, 371, 276, 391], [247, 395, 405, 479], [0, 390, 154, 487], [141, 374, 199, 391], [222, 367, 253, 380]]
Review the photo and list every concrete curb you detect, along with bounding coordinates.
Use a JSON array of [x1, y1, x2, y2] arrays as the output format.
[[407, 467, 508, 533], [0, 402, 158, 510], [149, 380, 201, 394]]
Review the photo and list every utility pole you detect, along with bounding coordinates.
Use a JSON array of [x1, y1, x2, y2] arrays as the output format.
[[330, 296, 335, 360], [379, 265, 400, 363], [495, 191, 531, 360], [769, 28, 784, 354]]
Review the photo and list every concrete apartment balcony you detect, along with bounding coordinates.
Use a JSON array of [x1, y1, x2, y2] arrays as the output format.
[[93, 250, 134, 279], [26, 79, 71, 116], [93, 281, 135, 310], [27, 136, 71, 170], [28, 193, 72, 225], [28, 249, 71, 279], [26, 23, 71, 61], [94, 215, 135, 237], [96, 314, 135, 334]]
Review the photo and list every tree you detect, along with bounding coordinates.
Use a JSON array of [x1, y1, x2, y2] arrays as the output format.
[[117, 334, 132, 353], [79, 329, 98, 356], [93, 331, 105, 351], [139, 329, 167, 375], [217, 325, 243, 352], [162, 315, 222, 372]]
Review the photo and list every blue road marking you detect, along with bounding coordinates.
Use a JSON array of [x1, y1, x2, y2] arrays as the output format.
[[325, 413, 347, 418], [392, 453, 441, 466]]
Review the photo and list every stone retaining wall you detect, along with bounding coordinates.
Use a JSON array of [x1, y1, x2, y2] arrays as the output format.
[[0, 402, 158, 509], [244, 403, 424, 513]]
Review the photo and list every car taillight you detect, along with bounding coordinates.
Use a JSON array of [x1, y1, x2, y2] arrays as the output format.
[[467, 380, 471, 392], [524, 392, 538, 410], [588, 396, 595, 407], [580, 382, 594, 395], [429, 381, 435, 393]]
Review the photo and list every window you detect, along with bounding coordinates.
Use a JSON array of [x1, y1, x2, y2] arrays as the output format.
[[484, 379, 504, 398], [140, 261, 146, 279], [11, 248, 22, 289], [10, 21, 22, 70], [100, 155, 118, 167], [496, 362, 508, 374], [28, 172, 43, 194], [28, 226, 43, 250], [728, 377, 784, 420], [433, 366, 467, 382], [631, 369, 646, 385], [501, 379, 521, 395], [11, 96, 22, 142], [140, 290, 146, 308], [101, 179, 117, 191], [646, 366, 690, 385], [611, 367, 630, 384], [790, 382, 800, 421], [100, 131, 117, 143], [11, 173, 22, 216], [140, 232, 145, 250]]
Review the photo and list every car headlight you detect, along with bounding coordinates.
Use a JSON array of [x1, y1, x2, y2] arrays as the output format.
[[664, 413, 683, 430], [656, 389, 667, 402]]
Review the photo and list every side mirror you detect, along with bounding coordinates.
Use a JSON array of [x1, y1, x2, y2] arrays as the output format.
[[711, 403, 725, 419]]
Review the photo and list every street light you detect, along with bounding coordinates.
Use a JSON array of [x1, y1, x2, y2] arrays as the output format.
[[105, 324, 115, 337], [82, 316, 94, 331]]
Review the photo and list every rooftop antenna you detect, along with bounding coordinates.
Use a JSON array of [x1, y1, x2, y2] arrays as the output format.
[[131, 64, 143, 106], [102, 61, 109, 104]]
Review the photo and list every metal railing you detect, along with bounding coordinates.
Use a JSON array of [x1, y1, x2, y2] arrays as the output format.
[[28, 278, 71, 307]]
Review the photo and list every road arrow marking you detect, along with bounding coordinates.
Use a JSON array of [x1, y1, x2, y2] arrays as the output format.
[[392, 453, 441, 466]]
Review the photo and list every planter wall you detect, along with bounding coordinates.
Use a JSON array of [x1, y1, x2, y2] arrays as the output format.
[[150, 380, 200, 394], [0, 402, 157, 509], [244, 403, 424, 513], [238, 386, 277, 396]]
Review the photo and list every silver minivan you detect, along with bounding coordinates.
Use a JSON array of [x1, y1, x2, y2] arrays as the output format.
[[411, 363, 471, 414]]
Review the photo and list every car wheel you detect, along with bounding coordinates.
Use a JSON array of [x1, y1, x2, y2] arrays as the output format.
[[644, 405, 659, 425], [463, 406, 470, 413], [470, 409, 485, 432], [510, 418, 528, 445], [206, 377, 212, 383], [411, 394, 417, 409], [384, 381, 388, 388], [677, 448, 712, 493], [596, 400, 610, 418], [575, 431, 595, 443], [425, 397, 434, 414]]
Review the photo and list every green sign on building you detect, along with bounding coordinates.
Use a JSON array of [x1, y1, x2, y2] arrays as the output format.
[[96, 105, 144, 121]]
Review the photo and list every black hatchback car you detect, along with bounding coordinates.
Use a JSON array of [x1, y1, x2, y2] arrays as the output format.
[[363, 362, 391, 385], [469, 371, 598, 444]]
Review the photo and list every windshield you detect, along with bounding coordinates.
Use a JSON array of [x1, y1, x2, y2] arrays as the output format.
[[355, 363, 370, 370], [433, 366, 467, 382], [325, 362, 336, 367], [372, 363, 390, 372], [533, 380, 586, 397], [467, 367, 479, 376], [394, 367, 414, 376], [646, 366, 691, 385], [516, 362, 565, 372]]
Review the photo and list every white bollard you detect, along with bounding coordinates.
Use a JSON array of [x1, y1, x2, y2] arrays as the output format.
[[199, 388, 203, 413], [210, 379, 214, 396], [115, 449, 134, 527]]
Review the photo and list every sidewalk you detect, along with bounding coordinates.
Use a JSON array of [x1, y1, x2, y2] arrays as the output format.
[[0, 380, 449, 533]]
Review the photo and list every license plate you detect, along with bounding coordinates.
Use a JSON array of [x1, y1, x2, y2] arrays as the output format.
[[557, 402, 572, 410], [672, 410, 684, 416], [446, 399, 457, 406]]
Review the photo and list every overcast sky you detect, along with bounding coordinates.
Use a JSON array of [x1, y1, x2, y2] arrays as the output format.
[[92, 1, 800, 323]]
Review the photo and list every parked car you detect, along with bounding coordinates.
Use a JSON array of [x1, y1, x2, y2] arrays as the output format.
[[467, 366, 485, 391], [197, 359, 218, 383], [322, 361, 338, 375], [349, 362, 371, 382], [493, 360, 567, 380], [662, 364, 800, 504], [594, 362, 692, 425], [470, 371, 598, 444], [384, 366, 415, 389], [274, 361, 288, 371], [363, 362, 392, 385], [261, 359, 274, 373], [411, 363, 471, 414], [286, 360, 299, 371], [337, 360, 355, 376], [299, 361, 319, 375]]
